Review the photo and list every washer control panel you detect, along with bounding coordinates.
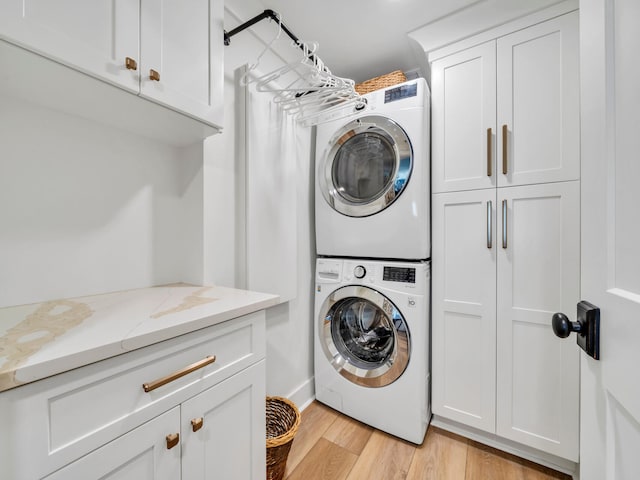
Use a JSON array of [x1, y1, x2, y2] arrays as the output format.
[[318, 258, 429, 290], [383, 266, 416, 284]]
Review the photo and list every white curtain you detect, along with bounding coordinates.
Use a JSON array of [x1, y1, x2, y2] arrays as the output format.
[[244, 70, 304, 302]]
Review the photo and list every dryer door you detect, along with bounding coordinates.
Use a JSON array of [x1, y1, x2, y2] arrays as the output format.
[[318, 285, 410, 387], [318, 115, 413, 217]]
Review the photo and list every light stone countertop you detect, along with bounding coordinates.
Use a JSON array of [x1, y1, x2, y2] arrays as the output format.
[[0, 284, 279, 393]]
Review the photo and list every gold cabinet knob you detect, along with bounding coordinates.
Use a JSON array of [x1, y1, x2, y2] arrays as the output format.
[[166, 433, 179, 450], [191, 417, 204, 432], [150, 69, 160, 81], [125, 57, 138, 71]]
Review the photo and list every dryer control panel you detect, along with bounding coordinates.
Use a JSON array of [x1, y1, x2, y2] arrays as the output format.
[[384, 82, 418, 103]]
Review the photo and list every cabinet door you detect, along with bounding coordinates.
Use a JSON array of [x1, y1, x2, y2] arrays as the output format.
[[140, 0, 224, 127], [44, 407, 181, 480], [0, 0, 139, 92], [181, 360, 266, 480], [431, 41, 496, 193], [432, 190, 497, 433], [496, 181, 580, 460], [497, 12, 579, 187]]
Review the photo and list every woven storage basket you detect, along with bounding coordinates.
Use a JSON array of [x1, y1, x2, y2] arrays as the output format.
[[266, 396, 301, 480], [355, 70, 407, 94]]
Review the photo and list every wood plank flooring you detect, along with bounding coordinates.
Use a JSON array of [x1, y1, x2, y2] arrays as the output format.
[[283, 402, 572, 480]]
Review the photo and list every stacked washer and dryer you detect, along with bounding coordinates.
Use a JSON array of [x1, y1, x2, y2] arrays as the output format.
[[313, 78, 432, 444]]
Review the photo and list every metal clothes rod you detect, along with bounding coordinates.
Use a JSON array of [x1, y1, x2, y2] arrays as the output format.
[[224, 9, 322, 68]]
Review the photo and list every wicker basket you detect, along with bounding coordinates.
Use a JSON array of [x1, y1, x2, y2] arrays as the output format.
[[266, 396, 301, 480], [355, 70, 407, 94]]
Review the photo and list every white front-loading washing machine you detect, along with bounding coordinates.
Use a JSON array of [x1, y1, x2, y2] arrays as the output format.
[[314, 257, 431, 444], [315, 78, 430, 260]]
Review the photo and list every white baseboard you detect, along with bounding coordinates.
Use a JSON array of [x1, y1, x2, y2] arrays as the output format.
[[431, 415, 578, 478], [286, 376, 315, 412]]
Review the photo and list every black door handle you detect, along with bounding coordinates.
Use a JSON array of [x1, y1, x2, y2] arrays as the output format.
[[552, 312, 583, 338], [551, 301, 600, 360]]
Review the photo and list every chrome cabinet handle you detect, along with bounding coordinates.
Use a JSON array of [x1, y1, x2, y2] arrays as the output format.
[[487, 128, 493, 177], [487, 201, 492, 249], [502, 124, 508, 175], [502, 200, 508, 249], [142, 356, 216, 393]]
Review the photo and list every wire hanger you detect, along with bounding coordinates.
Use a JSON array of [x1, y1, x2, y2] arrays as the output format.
[[239, 12, 283, 87], [226, 10, 364, 125]]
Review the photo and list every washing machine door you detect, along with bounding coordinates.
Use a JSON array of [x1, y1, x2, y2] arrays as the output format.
[[319, 115, 413, 217], [318, 285, 410, 387]]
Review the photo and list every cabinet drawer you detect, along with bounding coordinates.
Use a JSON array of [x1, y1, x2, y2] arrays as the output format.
[[0, 311, 265, 480]]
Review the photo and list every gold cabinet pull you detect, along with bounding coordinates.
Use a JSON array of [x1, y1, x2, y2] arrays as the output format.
[[166, 433, 179, 450], [502, 124, 508, 175], [150, 69, 160, 81], [142, 356, 216, 393], [125, 57, 138, 71], [487, 127, 493, 177], [191, 417, 204, 432]]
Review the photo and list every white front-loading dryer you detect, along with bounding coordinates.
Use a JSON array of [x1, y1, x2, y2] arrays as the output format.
[[314, 257, 431, 444], [315, 78, 430, 260]]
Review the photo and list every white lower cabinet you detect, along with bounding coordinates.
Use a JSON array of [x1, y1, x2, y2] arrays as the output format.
[[432, 181, 580, 461], [45, 407, 182, 480], [0, 311, 267, 480], [432, 188, 497, 433], [495, 182, 580, 461], [44, 362, 265, 480], [182, 361, 266, 480]]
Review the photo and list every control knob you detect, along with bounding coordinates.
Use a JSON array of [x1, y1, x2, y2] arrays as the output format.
[[353, 265, 366, 279]]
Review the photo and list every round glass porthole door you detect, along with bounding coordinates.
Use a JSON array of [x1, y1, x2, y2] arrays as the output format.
[[319, 115, 413, 217], [318, 285, 410, 387]]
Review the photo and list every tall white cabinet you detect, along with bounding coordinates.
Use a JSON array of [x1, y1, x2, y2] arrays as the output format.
[[430, 10, 581, 464]]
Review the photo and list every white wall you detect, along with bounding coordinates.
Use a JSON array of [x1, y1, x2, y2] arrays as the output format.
[[0, 95, 203, 308], [203, 3, 316, 407]]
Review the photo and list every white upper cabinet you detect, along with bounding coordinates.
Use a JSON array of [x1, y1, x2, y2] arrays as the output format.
[[0, 0, 223, 128], [139, 0, 223, 126], [0, 0, 140, 92], [431, 11, 579, 193], [497, 13, 580, 187], [432, 42, 497, 193]]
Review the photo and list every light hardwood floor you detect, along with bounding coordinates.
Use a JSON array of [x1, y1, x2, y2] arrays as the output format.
[[283, 402, 572, 480]]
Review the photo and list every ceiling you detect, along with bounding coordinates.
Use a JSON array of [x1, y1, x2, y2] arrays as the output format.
[[225, 0, 571, 83]]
